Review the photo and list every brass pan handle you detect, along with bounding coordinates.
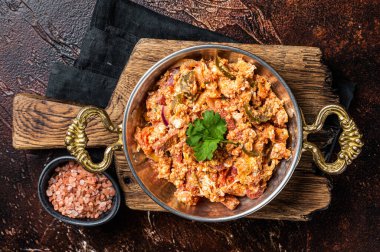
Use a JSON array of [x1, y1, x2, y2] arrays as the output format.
[[302, 104, 363, 174], [65, 106, 123, 173]]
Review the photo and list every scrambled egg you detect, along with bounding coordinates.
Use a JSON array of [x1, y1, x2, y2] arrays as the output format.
[[135, 57, 291, 210]]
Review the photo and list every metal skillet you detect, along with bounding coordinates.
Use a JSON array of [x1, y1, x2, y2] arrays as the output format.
[[65, 45, 363, 222]]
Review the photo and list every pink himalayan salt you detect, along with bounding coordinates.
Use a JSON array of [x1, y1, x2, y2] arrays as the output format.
[[46, 161, 115, 219]]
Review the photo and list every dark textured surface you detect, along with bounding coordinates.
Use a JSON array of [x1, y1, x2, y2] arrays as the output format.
[[45, 0, 234, 108], [1, 0, 379, 251]]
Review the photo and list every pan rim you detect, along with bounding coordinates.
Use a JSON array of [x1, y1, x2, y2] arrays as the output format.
[[122, 44, 303, 222]]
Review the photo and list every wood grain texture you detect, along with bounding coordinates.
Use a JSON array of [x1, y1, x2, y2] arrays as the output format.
[[12, 38, 339, 220], [12, 94, 118, 149]]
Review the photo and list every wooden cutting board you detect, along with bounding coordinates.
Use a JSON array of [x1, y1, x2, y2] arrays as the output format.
[[13, 38, 338, 221]]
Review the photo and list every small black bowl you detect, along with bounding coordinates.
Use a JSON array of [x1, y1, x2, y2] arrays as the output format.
[[38, 156, 121, 226]]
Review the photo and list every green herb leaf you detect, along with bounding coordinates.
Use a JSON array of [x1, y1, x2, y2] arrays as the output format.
[[186, 110, 227, 161], [193, 139, 219, 161]]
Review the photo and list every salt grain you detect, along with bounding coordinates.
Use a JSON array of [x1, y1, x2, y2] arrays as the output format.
[[46, 161, 115, 219]]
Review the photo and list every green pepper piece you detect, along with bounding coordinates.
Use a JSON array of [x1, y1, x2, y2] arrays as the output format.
[[221, 140, 239, 146], [216, 56, 236, 80], [191, 93, 200, 102], [171, 93, 184, 111], [179, 71, 195, 98], [263, 142, 273, 158], [248, 78, 257, 89], [221, 140, 259, 157], [244, 105, 270, 123], [242, 145, 260, 157]]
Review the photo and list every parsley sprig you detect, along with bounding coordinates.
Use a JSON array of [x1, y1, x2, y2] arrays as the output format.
[[186, 110, 227, 161]]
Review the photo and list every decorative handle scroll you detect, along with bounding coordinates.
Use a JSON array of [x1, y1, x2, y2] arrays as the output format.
[[302, 105, 363, 174], [65, 106, 123, 173]]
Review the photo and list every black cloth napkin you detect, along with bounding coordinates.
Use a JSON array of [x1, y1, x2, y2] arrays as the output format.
[[46, 0, 234, 108], [45, 0, 354, 161]]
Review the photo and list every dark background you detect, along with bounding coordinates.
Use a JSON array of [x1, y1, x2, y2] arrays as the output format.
[[0, 0, 379, 251]]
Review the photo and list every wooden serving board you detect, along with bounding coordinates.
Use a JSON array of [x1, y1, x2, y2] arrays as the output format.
[[13, 39, 338, 221]]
